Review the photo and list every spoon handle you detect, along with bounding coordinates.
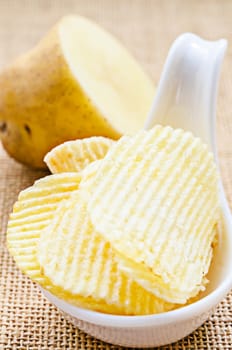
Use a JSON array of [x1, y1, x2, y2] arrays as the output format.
[[145, 33, 227, 156]]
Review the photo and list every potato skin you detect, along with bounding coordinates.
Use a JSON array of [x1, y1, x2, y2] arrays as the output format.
[[0, 26, 120, 169]]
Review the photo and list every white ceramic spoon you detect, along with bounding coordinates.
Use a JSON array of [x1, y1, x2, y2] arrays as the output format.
[[41, 33, 232, 348]]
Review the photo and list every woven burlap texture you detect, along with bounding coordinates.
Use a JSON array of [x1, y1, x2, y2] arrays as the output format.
[[0, 0, 232, 349]]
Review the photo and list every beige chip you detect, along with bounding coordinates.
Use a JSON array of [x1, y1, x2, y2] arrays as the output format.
[[7, 173, 81, 281], [38, 192, 175, 315], [86, 125, 220, 303], [7, 169, 174, 314], [6, 172, 128, 312], [44, 136, 114, 173]]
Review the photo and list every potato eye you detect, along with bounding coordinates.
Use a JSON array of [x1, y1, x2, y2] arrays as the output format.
[[24, 124, 31, 135], [0, 121, 7, 133]]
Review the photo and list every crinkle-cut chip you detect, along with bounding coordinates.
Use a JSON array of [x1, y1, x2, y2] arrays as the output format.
[[7, 173, 81, 281], [38, 193, 175, 315], [6, 173, 125, 313], [6, 169, 174, 314], [44, 136, 114, 173], [86, 125, 220, 304]]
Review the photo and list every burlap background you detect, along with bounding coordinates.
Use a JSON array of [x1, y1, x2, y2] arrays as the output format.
[[0, 0, 232, 349]]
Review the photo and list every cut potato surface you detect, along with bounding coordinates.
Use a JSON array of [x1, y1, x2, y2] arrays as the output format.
[[60, 15, 154, 134], [86, 125, 219, 303], [45, 136, 114, 173], [38, 192, 175, 315]]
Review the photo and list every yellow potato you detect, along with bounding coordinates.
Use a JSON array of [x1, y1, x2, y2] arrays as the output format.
[[85, 125, 220, 303], [45, 136, 114, 173], [0, 15, 154, 168], [38, 192, 175, 315]]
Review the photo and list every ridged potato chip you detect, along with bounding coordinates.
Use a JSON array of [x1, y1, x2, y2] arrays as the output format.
[[6, 172, 126, 312], [38, 192, 175, 315], [7, 173, 81, 281], [7, 169, 174, 314], [44, 136, 114, 173], [86, 125, 220, 303]]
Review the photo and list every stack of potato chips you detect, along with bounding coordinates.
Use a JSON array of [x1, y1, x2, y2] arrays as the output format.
[[7, 126, 220, 315]]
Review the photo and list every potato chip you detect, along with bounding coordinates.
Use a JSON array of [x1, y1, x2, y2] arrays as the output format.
[[6, 172, 124, 313], [7, 173, 81, 281], [44, 136, 114, 173], [38, 192, 175, 315], [86, 125, 219, 303], [7, 170, 174, 314]]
